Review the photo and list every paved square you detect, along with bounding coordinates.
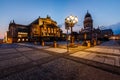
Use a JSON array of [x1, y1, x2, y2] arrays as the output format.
[[0, 41, 120, 80], [0, 49, 17, 54], [1, 58, 120, 80], [16, 47, 33, 52], [22, 50, 52, 61], [44, 48, 67, 53]]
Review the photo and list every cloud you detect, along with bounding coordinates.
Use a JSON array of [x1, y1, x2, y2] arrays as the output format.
[[106, 22, 120, 34]]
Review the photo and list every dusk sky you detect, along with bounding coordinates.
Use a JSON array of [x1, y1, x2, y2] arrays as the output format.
[[0, 0, 120, 39]]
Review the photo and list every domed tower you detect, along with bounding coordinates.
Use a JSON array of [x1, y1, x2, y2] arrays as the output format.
[[84, 11, 93, 30]]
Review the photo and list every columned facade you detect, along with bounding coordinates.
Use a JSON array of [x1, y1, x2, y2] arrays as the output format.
[[7, 15, 61, 43], [79, 11, 94, 41], [30, 16, 61, 42]]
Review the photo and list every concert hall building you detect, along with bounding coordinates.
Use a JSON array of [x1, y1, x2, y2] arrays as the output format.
[[7, 15, 62, 43]]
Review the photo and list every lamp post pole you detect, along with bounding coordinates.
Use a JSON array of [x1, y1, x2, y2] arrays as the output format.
[[67, 28, 69, 52], [65, 22, 69, 52], [65, 15, 78, 47]]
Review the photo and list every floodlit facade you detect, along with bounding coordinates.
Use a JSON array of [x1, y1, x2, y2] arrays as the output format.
[[6, 13, 114, 43], [29, 16, 61, 42], [7, 16, 62, 43]]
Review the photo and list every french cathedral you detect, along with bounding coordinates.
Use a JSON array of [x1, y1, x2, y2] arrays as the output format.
[[79, 11, 113, 42]]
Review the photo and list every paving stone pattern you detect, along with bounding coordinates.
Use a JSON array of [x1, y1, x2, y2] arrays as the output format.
[[0, 41, 120, 80], [1, 58, 120, 80]]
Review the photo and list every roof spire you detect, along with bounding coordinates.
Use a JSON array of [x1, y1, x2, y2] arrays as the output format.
[[13, 20, 15, 23], [47, 15, 51, 19], [87, 10, 89, 14], [85, 10, 91, 18]]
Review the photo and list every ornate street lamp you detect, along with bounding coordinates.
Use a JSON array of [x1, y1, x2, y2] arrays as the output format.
[[65, 15, 78, 46]]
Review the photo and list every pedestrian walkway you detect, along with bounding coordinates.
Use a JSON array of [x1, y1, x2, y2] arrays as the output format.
[[100, 40, 120, 46], [0, 43, 26, 48], [17, 43, 50, 49], [0, 42, 120, 80], [44, 48, 67, 53], [16, 41, 120, 67], [85, 46, 120, 56], [69, 40, 120, 67], [18, 43, 67, 54], [70, 50, 120, 67]]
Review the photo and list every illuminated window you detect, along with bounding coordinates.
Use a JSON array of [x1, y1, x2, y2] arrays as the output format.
[[47, 33, 49, 36], [44, 26, 46, 29], [49, 33, 51, 36], [51, 28, 53, 33], [22, 39, 24, 41], [26, 39, 28, 41], [18, 35, 22, 37], [54, 29, 56, 33], [48, 28, 50, 33], [18, 32, 28, 37], [17, 39, 20, 42], [41, 28, 43, 31]]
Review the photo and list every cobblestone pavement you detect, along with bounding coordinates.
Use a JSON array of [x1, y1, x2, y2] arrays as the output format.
[[100, 40, 120, 46], [0, 42, 120, 80], [0, 43, 27, 48]]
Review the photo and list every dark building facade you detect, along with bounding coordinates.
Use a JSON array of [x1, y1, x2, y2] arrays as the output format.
[[8, 20, 29, 43], [100, 29, 113, 40], [79, 11, 113, 42], [79, 11, 96, 41]]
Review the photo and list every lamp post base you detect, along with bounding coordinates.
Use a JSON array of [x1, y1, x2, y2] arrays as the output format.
[[69, 42, 78, 48], [69, 42, 74, 47]]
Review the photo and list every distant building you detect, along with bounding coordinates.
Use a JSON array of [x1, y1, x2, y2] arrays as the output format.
[[7, 15, 62, 43], [72, 31, 79, 41], [109, 34, 120, 40], [79, 11, 113, 41], [79, 11, 100, 41], [7, 20, 28, 43], [101, 29, 113, 40]]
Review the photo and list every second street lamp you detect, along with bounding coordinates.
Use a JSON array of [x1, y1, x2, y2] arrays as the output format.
[[65, 15, 78, 46]]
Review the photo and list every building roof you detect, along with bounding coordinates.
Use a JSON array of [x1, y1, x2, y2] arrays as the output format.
[[29, 15, 57, 26], [85, 11, 92, 18]]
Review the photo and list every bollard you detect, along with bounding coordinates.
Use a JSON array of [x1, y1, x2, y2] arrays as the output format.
[[97, 40, 101, 45], [87, 41, 91, 47], [34, 42, 37, 45], [53, 41, 57, 48], [42, 40, 44, 46], [94, 40, 97, 46]]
